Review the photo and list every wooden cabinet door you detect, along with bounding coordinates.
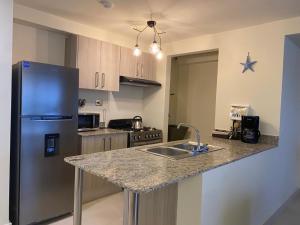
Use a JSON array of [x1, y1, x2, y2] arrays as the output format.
[[141, 52, 153, 80], [100, 41, 120, 92], [77, 36, 101, 89], [102, 133, 128, 151], [109, 133, 128, 150], [149, 54, 157, 81], [80, 135, 121, 203], [120, 46, 138, 78], [81, 135, 105, 203], [140, 53, 156, 80], [139, 183, 178, 225], [80, 133, 127, 203], [81, 135, 105, 154]]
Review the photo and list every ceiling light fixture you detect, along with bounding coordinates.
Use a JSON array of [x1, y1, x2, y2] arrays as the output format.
[[98, 0, 114, 9], [133, 19, 166, 60]]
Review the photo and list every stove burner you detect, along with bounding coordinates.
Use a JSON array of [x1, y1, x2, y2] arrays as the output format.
[[120, 127, 157, 132], [108, 119, 163, 147]]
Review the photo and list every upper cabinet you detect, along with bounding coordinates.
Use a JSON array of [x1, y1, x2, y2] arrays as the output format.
[[100, 41, 120, 91], [119, 46, 138, 78], [65, 35, 157, 92], [120, 46, 156, 81], [77, 36, 101, 90], [141, 52, 156, 81], [65, 35, 120, 92]]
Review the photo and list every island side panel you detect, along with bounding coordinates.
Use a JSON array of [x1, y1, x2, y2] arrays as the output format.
[[176, 175, 203, 225], [138, 183, 178, 225]]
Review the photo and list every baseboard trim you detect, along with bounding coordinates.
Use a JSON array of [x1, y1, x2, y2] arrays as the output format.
[[4, 222, 12, 225], [264, 189, 300, 225]]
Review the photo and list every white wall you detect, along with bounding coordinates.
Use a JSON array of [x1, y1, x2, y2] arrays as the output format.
[[79, 86, 144, 124], [146, 16, 300, 138], [192, 36, 300, 225], [168, 58, 178, 125], [281, 36, 300, 188], [143, 57, 171, 137], [0, 0, 13, 224]]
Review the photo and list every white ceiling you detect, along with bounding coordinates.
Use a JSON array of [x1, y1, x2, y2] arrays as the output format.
[[15, 0, 300, 43]]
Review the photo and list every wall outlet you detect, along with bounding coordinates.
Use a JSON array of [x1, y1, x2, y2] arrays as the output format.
[[95, 99, 103, 106]]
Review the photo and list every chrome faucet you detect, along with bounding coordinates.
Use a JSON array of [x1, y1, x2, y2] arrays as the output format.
[[177, 123, 202, 152]]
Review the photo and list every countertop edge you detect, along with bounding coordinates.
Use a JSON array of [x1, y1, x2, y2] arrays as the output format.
[[78, 128, 129, 137]]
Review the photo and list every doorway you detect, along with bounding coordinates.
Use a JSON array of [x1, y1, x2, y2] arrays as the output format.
[[168, 51, 219, 142]]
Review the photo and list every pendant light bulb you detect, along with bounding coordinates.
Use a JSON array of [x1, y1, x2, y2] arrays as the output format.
[[133, 44, 141, 57], [156, 50, 163, 60], [150, 41, 159, 54]]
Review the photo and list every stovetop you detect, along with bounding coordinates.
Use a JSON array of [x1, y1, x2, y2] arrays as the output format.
[[108, 119, 163, 147], [122, 127, 158, 133]]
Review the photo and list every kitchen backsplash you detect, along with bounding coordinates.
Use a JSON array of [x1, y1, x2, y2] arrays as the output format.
[[79, 85, 144, 126]]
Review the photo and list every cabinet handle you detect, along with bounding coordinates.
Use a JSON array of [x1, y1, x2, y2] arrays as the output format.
[[103, 138, 106, 151], [101, 73, 105, 88], [109, 137, 112, 150], [95, 72, 99, 88], [136, 63, 139, 77], [141, 64, 144, 78]]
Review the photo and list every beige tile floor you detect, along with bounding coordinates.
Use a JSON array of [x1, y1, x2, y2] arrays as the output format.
[[50, 192, 123, 225], [49, 190, 300, 225], [264, 191, 300, 225]]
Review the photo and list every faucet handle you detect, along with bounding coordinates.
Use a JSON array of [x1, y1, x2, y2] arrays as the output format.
[[194, 143, 208, 153]]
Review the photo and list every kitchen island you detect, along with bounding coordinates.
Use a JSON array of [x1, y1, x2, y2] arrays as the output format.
[[65, 136, 278, 225]]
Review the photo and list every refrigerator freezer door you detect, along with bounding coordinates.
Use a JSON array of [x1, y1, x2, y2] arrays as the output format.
[[20, 61, 78, 116], [19, 117, 79, 225]]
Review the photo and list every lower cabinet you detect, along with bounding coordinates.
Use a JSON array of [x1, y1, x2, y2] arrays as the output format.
[[79, 133, 128, 203], [138, 183, 178, 225]]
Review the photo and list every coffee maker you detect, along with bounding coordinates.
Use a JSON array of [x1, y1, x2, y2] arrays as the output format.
[[241, 116, 260, 144]]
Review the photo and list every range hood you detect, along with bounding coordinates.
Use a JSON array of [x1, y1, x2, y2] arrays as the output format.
[[120, 76, 161, 87]]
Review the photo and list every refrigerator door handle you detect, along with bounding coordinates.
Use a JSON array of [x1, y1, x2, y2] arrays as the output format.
[[29, 116, 73, 121], [109, 137, 112, 150]]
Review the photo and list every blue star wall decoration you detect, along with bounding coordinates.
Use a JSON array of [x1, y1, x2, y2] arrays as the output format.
[[240, 53, 257, 73]]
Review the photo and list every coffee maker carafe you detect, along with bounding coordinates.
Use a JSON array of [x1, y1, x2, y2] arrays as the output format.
[[241, 116, 260, 144]]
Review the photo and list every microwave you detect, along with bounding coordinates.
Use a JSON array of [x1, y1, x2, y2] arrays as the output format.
[[78, 113, 100, 132]]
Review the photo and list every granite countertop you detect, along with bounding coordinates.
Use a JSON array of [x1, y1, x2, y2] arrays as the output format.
[[65, 137, 278, 193], [78, 128, 129, 137]]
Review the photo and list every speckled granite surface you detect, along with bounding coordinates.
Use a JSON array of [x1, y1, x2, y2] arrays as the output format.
[[78, 128, 129, 137], [65, 137, 278, 193]]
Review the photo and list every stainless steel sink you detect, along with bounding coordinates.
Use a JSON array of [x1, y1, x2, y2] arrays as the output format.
[[141, 142, 224, 160], [171, 143, 208, 152], [170, 142, 223, 153], [145, 147, 193, 160]]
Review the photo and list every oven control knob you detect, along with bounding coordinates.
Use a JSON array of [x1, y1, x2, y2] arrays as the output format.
[[145, 135, 148, 138], [138, 136, 141, 139]]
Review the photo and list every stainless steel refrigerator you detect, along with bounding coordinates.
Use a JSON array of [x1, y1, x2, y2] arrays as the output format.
[[10, 61, 79, 225]]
